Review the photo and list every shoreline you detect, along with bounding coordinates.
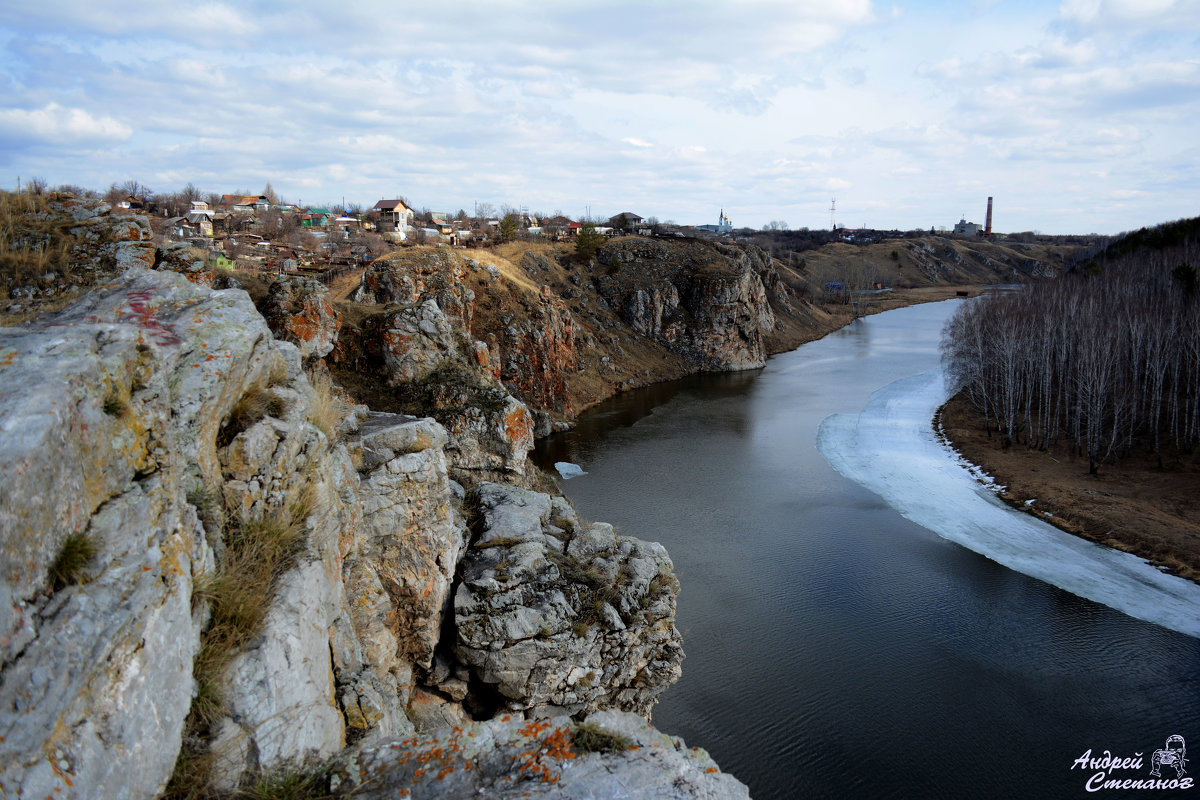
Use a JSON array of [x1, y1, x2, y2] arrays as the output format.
[[817, 367, 1200, 638], [936, 391, 1200, 586], [558, 284, 984, 425]]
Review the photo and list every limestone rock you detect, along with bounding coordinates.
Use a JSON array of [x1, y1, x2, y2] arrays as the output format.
[[0, 269, 359, 796], [595, 238, 777, 371], [263, 275, 342, 361], [0, 264, 745, 797], [352, 248, 476, 331], [346, 413, 467, 672], [156, 241, 216, 286], [455, 484, 683, 718], [0, 269, 279, 798], [329, 709, 749, 799], [498, 285, 580, 413], [375, 299, 472, 386], [342, 294, 536, 480]]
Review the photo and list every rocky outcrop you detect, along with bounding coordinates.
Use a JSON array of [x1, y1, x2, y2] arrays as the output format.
[[455, 484, 684, 718], [331, 709, 749, 799], [2, 195, 157, 312], [0, 267, 710, 798], [0, 269, 283, 797], [352, 248, 476, 331], [262, 275, 342, 361], [339, 254, 538, 481], [499, 285, 580, 414], [57, 196, 157, 273], [155, 241, 217, 285], [595, 238, 777, 371]]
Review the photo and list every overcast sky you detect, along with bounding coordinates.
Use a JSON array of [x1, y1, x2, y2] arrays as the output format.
[[1, 1, 1197, 234]]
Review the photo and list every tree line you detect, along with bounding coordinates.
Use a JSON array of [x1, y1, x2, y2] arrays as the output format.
[[941, 222, 1199, 474]]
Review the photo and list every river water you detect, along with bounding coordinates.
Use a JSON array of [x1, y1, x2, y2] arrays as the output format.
[[534, 300, 1200, 799]]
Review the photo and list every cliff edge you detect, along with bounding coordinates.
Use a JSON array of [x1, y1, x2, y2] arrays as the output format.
[[0, 266, 746, 798]]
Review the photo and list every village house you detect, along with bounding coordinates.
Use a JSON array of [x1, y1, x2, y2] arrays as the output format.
[[608, 212, 644, 232], [221, 194, 272, 214], [300, 208, 332, 228], [540, 215, 574, 238], [372, 199, 415, 237]]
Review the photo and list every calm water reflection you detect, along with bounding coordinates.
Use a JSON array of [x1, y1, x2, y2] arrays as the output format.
[[535, 302, 1200, 800]]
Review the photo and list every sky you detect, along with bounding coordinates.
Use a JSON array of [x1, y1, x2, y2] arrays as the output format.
[[0, 1, 1197, 235]]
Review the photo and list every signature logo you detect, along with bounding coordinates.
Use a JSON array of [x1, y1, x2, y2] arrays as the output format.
[[1072, 735, 1193, 792], [1150, 735, 1188, 780]]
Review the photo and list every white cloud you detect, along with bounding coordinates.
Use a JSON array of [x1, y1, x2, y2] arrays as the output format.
[[0, 0, 1195, 232], [0, 103, 131, 143], [1059, 0, 1192, 24]]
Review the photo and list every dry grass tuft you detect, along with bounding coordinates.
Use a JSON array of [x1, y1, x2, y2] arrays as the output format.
[[0, 191, 78, 299], [49, 532, 97, 591], [217, 386, 285, 448], [165, 488, 315, 798], [102, 392, 128, 418], [306, 369, 347, 441], [163, 753, 334, 800], [571, 722, 631, 754]]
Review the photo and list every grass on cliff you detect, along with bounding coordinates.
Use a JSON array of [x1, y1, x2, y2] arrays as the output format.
[[306, 368, 349, 442], [189, 490, 313, 726], [0, 191, 79, 296], [571, 722, 631, 755], [49, 532, 98, 591], [217, 386, 288, 448], [165, 489, 315, 800]]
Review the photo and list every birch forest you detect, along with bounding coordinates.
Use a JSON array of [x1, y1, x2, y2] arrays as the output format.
[[941, 218, 1200, 474]]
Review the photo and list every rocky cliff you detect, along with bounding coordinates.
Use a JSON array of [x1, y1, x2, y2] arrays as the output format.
[[0, 265, 745, 798], [324, 239, 791, 436]]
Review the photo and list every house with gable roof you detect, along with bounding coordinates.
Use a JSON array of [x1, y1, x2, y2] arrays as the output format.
[[372, 199, 415, 237]]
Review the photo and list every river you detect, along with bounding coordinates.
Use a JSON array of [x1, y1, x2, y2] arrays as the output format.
[[534, 300, 1200, 799]]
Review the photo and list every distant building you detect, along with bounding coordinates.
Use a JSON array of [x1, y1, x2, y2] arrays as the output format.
[[696, 209, 733, 235], [221, 195, 271, 214], [372, 199, 415, 235], [607, 212, 643, 232], [953, 217, 982, 236]]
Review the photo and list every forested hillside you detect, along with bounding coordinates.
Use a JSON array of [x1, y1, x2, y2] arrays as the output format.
[[942, 217, 1199, 474]]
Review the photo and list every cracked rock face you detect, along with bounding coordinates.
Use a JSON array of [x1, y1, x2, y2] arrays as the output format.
[[454, 483, 684, 718], [330, 709, 749, 799], [595, 238, 778, 372], [262, 275, 342, 361]]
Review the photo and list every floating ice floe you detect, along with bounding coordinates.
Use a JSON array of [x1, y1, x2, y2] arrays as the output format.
[[554, 461, 587, 479], [817, 366, 1200, 639]]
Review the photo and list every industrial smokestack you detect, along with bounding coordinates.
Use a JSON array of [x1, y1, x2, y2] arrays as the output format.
[[985, 197, 993, 235]]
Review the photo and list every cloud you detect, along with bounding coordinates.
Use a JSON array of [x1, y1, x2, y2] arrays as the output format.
[[0, 103, 132, 144], [0, 0, 1195, 233], [1058, 0, 1197, 26]]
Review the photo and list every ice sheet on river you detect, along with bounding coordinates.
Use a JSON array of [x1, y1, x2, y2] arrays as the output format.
[[817, 367, 1200, 638]]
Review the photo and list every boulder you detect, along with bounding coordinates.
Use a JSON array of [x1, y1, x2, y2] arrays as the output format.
[[454, 484, 684, 718]]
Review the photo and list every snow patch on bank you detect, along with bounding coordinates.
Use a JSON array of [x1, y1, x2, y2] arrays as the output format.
[[817, 367, 1200, 638]]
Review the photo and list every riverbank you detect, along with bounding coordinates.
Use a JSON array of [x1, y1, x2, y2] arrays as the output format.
[[937, 391, 1200, 584], [763, 285, 982, 356], [561, 284, 987, 422]]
